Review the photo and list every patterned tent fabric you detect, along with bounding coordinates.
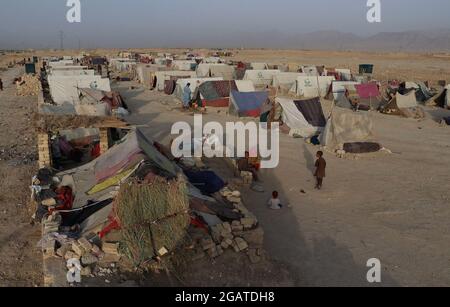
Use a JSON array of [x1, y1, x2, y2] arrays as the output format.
[[198, 81, 238, 100], [293, 97, 327, 127]]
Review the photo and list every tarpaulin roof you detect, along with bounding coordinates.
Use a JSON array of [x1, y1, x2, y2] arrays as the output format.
[[229, 90, 269, 118], [355, 83, 380, 99], [198, 80, 238, 100], [293, 97, 327, 127], [276, 97, 323, 138]]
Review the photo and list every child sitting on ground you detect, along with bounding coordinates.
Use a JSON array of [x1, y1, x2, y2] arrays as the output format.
[[267, 191, 283, 210]]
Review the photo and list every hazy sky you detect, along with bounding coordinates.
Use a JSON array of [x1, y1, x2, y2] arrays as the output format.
[[1, 0, 450, 49]]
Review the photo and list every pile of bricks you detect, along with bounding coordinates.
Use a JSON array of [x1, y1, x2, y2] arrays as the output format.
[[190, 187, 265, 264]]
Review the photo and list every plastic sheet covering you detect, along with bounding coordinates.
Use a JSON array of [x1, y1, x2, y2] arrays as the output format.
[[320, 109, 374, 150], [276, 98, 322, 138]]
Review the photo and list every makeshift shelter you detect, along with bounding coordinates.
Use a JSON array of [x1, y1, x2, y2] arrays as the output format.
[[48, 75, 111, 105], [235, 80, 255, 92], [276, 97, 326, 137], [154, 71, 197, 91], [337, 83, 383, 111], [209, 65, 235, 80], [243, 70, 281, 87], [134, 64, 167, 88], [335, 69, 352, 81], [326, 81, 360, 102], [291, 76, 335, 98], [196, 64, 234, 79], [383, 91, 424, 118], [320, 109, 376, 151], [173, 77, 223, 101], [194, 80, 238, 107], [172, 60, 197, 71], [425, 87, 449, 109], [229, 90, 269, 117], [273, 73, 307, 92]]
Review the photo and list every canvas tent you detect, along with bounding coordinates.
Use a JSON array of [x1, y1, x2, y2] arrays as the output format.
[[135, 64, 167, 87], [235, 80, 255, 92], [335, 69, 352, 81], [48, 75, 111, 105], [320, 109, 375, 151], [276, 97, 326, 138], [154, 71, 197, 91], [196, 64, 234, 79], [291, 76, 335, 98], [243, 70, 281, 87], [229, 90, 269, 117], [327, 81, 360, 102], [273, 73, 307, 92], [172, 60, 197, 71]]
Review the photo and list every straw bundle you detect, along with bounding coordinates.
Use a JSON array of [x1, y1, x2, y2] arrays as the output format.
[[115, 176, 190, 266]]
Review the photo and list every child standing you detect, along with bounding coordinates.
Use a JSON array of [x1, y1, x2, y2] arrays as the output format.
[[314, 151, 327, 190], [268, 191, 283, 210]]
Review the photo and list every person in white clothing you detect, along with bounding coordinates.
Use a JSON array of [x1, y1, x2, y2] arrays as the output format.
[[268, 191, 283, 210]]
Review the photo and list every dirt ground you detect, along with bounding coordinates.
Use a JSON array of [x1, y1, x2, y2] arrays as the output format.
[[0, 67, 42, 287], [1, 49, 450, 287]]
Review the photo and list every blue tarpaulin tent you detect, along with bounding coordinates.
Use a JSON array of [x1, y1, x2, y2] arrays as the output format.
[[229, 90, 269, 117]]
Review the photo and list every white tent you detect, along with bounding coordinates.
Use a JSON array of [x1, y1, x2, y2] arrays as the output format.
[[335, 69, 352, 81], [292, 76, 335, 98], [154, 71, 197, 91], [276, 98, 323, 138], [395, 91, 418, 108], [196, 64, 230, 78], [50, 69, 95, 76], [328, 81, 360, 101], [135, 64, 167, 87], [172, 60, 196, 71], [273, 73, 307, 91], [235, 80, 255, 92], [209, 65, 235, 80], [301, 66, 320, 76], [243, 70, 281, 87], [48, 60, 74, 67], [48, 75, 111, 105]]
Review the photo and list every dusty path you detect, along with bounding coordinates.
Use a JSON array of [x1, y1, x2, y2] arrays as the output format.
[[0, 67, 42, 286], [116, 81, 450, 287]]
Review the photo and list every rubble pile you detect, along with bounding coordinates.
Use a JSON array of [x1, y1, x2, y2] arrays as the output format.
[[16, 74, 42, 96], [42, 212, 123, 281], [190, 187, 264, 264]]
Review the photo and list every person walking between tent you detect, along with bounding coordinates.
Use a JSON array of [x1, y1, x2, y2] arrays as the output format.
[[0, 78, 3, 91], [182, 83, 192, 109], [314, 151, 326, 190]]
